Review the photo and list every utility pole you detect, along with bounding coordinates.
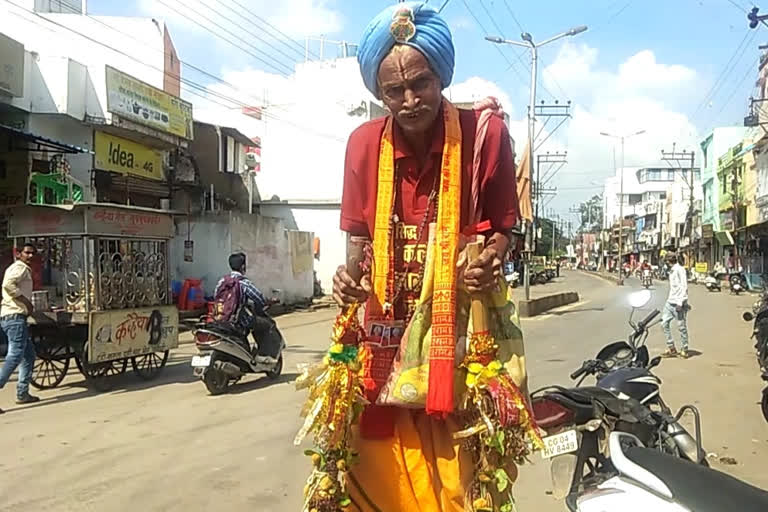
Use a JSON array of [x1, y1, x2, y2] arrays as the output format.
[[661, 146, 696, 261], [486, 25, 587, 301], [536, 151, 567, 248]]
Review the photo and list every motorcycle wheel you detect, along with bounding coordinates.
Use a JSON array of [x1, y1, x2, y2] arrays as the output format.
[[203, 368, 230, 395], [266, 354, 283, 380], [762, 388, 768, 423]]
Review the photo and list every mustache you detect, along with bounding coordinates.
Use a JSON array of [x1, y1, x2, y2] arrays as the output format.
[[398, 106, 431, 117]]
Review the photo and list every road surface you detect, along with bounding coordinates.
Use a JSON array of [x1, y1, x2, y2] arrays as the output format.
[[0, 271, 766, 511]]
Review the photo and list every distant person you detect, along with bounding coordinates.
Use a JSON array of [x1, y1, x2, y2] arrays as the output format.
[[661, 252, 691, 359], [0, 243, 40, 412], [214, 252, 280, 361]]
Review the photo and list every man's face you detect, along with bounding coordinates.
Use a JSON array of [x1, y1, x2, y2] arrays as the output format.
[[19, 245, 35, 264], [377, 46, 442, 138]]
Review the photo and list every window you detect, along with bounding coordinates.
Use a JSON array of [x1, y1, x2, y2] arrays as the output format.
[[666, 169, 675, 181], [220, 135, 240, 174], [649, 169, 661, 181], [628, 194, 642, 205], [660, 192, 666, 200]]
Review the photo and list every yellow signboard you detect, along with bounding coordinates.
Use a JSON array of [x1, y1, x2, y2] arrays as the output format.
[[105, 65, 193, 140], [89, 305, 179, 363], [695, 262, 708, 274], [94, 131, 164, 181]]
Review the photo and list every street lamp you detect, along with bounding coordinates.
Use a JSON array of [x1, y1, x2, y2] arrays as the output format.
[[600, 129, 646, 285], [486, 24, 588, 301]]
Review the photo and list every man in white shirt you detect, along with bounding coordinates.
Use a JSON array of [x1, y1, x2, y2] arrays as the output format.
[[661, 252, 690, 359], [0, 243, 39, 412]]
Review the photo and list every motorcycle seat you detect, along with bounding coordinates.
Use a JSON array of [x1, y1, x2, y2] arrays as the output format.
[[625, 447, 768, 512], [558, 386, 631, 417]]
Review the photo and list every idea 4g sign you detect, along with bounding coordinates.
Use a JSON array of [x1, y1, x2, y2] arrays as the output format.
[[94, 131, 164, 181]]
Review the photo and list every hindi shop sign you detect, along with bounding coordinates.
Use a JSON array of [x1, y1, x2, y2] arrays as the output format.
[[105, 66, 193, 140], [89, 305, 178, 363], [94, 131, 164, 181], [85, 207, 174, 238]]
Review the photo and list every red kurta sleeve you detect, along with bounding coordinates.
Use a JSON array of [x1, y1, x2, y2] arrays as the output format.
[[479, 115, 520, 231], [340, 121, 383, 238]]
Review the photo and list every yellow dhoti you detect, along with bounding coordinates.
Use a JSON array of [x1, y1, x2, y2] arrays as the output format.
[[347, 410, 520, 512]]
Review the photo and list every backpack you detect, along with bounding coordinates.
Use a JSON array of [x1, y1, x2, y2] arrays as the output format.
[[213, 275, 243, 324]]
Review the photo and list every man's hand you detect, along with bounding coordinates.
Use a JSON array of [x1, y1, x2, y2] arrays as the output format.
[[332, 265, 371, 306], [464, 247, 502, 293], [20, 296, 34, 314]]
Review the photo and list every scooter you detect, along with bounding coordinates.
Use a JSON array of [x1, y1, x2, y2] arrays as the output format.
[[704, 271, 721, 292], [191, 303, 285, 395], [571, 431, 768, 512]]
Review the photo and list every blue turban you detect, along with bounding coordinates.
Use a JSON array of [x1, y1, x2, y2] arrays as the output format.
[[358, 2, 455, 98]]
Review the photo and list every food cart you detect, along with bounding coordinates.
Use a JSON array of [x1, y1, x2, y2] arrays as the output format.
[[8, 203, 179, 391]]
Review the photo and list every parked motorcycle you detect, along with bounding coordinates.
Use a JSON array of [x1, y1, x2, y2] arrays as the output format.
[[559, 431, 768, 511], [191, 303, 285, 395], [530, 290, 706, 507], [741, 292, 768, 422]]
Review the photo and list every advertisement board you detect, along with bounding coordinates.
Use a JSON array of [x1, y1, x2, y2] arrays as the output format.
[[94, 131, 164, 181], [89, 305, 178, 362], [105, 66, 193, 140]]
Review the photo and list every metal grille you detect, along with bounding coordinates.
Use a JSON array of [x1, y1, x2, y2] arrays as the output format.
[[97, 239, 168, 310]]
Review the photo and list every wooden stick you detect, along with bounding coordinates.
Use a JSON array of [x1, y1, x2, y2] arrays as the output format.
[[466, 241, 488, 333], [347, 235, 369, 285]]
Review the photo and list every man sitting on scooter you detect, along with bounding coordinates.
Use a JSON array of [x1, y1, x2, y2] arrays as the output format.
[[214, 253, 281, 363]]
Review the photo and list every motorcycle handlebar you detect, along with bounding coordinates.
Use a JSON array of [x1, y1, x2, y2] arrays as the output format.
[[570, 363, 590, 380], [637, 309, 660, 331]]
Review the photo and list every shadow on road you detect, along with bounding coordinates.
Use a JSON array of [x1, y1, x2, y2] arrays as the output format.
[[227, 371, 300, 395], [548, 307, 606, 316]]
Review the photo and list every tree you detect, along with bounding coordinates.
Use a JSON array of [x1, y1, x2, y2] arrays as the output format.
[[534, 217, 569, 257], [578, 194, 603, 233]]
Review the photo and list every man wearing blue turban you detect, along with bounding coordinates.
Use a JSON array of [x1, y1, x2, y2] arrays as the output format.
[[307, 3, 525, 511]]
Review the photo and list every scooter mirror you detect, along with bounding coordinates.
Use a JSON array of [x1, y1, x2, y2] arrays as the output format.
[[649, 356, 662, 369], [743, 311, 755, 322], [628, 289, 652, 309]]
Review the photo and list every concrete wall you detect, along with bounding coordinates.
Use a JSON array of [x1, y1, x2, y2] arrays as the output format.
[[171, 212, 313, 304]]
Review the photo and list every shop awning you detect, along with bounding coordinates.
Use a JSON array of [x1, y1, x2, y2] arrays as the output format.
[[715, 231, 734, 246], [0, 123, 92, 154]]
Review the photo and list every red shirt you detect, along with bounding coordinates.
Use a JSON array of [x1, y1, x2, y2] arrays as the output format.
[[341, 108, 519, 238], [341, 107, 519, 320]]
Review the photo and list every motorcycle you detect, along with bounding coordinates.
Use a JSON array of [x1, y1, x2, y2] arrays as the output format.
[[564, 431, 768, 511], [741, 292, 768, 422], [730, 272, 746, 295], [191, 301, 285, 395], [531, 290, 705, 506], [641, 268, 652, 288]]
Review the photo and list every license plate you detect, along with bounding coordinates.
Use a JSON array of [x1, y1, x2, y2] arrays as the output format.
[[541, 430, 579, 459], [191, 354, 211, 367]]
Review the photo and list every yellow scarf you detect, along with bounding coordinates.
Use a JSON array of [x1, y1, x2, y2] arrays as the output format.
[[370, 100, 462, 415]]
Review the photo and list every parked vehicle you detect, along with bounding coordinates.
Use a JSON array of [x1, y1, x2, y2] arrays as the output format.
[[191, 303, 285, 395], [704, 271, 721, 292], [742, 292, 768, 422], [546, 430, 768, 512]]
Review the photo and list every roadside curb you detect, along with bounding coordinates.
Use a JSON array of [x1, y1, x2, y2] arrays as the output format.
[[519, 291, 580, 317], [583, 270, 619, 284]]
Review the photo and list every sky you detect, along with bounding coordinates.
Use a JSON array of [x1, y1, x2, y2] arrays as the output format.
[[86, 0, 768, 225]]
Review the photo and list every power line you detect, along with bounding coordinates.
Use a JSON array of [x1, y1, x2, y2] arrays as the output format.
[[460, 0, 528, 89], [223, 0, 319, 59], [692, 29, 755, 121], [501, 0, 525, 33], [715, 55, 760, 116], [3, 2, 346, 142], [438, 0, 452, 13], [155, 0, 294, 76]]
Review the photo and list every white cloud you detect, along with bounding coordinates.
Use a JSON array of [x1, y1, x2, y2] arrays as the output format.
[[531, 42, 701, 215], [445, 76, 515, 118]]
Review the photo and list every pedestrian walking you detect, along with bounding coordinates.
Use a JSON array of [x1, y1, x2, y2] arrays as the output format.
[[661, 252, 691, 359], [0, 243, 39, 412]]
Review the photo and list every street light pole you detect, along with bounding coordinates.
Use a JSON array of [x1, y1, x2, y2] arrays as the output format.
[[600, 129, 646, 285], [486, 25, 587, 301]]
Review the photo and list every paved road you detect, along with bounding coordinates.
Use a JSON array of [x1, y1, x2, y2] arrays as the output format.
[[0, 271, 766, 511]]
